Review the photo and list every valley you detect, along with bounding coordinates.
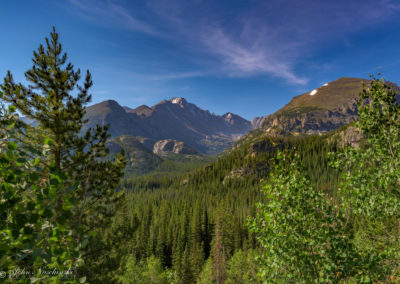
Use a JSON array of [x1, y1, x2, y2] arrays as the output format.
[[91, 77, 388, 179]]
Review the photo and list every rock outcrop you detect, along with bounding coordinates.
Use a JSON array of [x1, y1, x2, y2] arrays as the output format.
[[262, 99, 359, 135], [330, 125, 363, 148], [153, 139, 199, 156], [251, 116, 266, 129], [223, 167, 254, 184]]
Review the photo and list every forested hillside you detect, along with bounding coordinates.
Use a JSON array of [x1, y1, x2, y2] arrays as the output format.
[[115, 133, 340, 283]]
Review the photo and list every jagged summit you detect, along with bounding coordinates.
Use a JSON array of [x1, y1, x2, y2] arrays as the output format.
[[84, 97, 252, 155], [170, 97, 187, 106], [130, 104, 153, 116], [97, 99, 123, 109], [85, 99, 126, 117]]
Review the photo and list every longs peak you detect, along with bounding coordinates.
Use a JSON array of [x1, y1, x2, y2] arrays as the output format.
[[85, 97, 252, 155]]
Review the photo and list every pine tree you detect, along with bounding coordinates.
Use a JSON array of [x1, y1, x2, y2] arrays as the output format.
[[156, 225, 168, 268], [213, 208, 231, 284], [172, 234, 184, 281], [191, 201, 203, 245], [189, 241, 205, 280], [213, 213, 225, 284], [201, 208, 212, 259], [181, 244, 194, 284], [1, 27, 126, 281]]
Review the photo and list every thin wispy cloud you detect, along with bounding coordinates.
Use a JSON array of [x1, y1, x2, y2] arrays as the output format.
[[149, 71, 210, 81], [201, 26, 308, 84], [65, 0, 400, 85], [67, 0, 159, 36], [146, 0, 400, 84], [145, 0, 309, 84], [92, 64, 208, 82]]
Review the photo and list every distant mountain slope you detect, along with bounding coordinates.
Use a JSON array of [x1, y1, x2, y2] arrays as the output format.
[[122, 106, 134, 112], [129, 104, 153, 116], [107, 134, 210, 176], [253, 77, 399, 135], [106, 135, 161, 175], [84, 97, 252, 155], [83, 100, 154, 138]]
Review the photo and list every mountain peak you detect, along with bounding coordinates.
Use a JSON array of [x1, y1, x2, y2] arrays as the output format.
[[170, 97, 187, 106], [100, 99, 121, 107], [87, 100, 125, 114], [253, 77, 399, 134], [129, 104, 153, 116]]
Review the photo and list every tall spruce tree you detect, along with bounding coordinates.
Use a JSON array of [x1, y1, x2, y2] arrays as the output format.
[[1, 27, 126, 281]]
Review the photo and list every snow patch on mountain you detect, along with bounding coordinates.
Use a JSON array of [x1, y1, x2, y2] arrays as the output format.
[[171, 97, 187, 105], [310, 89, 318, 96]]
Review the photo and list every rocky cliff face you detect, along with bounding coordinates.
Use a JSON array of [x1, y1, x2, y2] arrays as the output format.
[[263, 98, 359, 135], [255, 77, 400, 135], [251, 116, 266, 129], [153, 139, 199, 156]]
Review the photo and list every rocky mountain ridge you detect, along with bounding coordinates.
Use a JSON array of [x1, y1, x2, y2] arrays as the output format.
[[84, 97, 252, 155], [253, 77, 400, 135]]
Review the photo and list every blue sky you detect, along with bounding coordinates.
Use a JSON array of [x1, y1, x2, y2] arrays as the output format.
[[1, 0, 400, 120]]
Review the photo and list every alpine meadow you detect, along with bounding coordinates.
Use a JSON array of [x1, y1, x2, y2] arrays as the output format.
[[1, 1, 400, 283]]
